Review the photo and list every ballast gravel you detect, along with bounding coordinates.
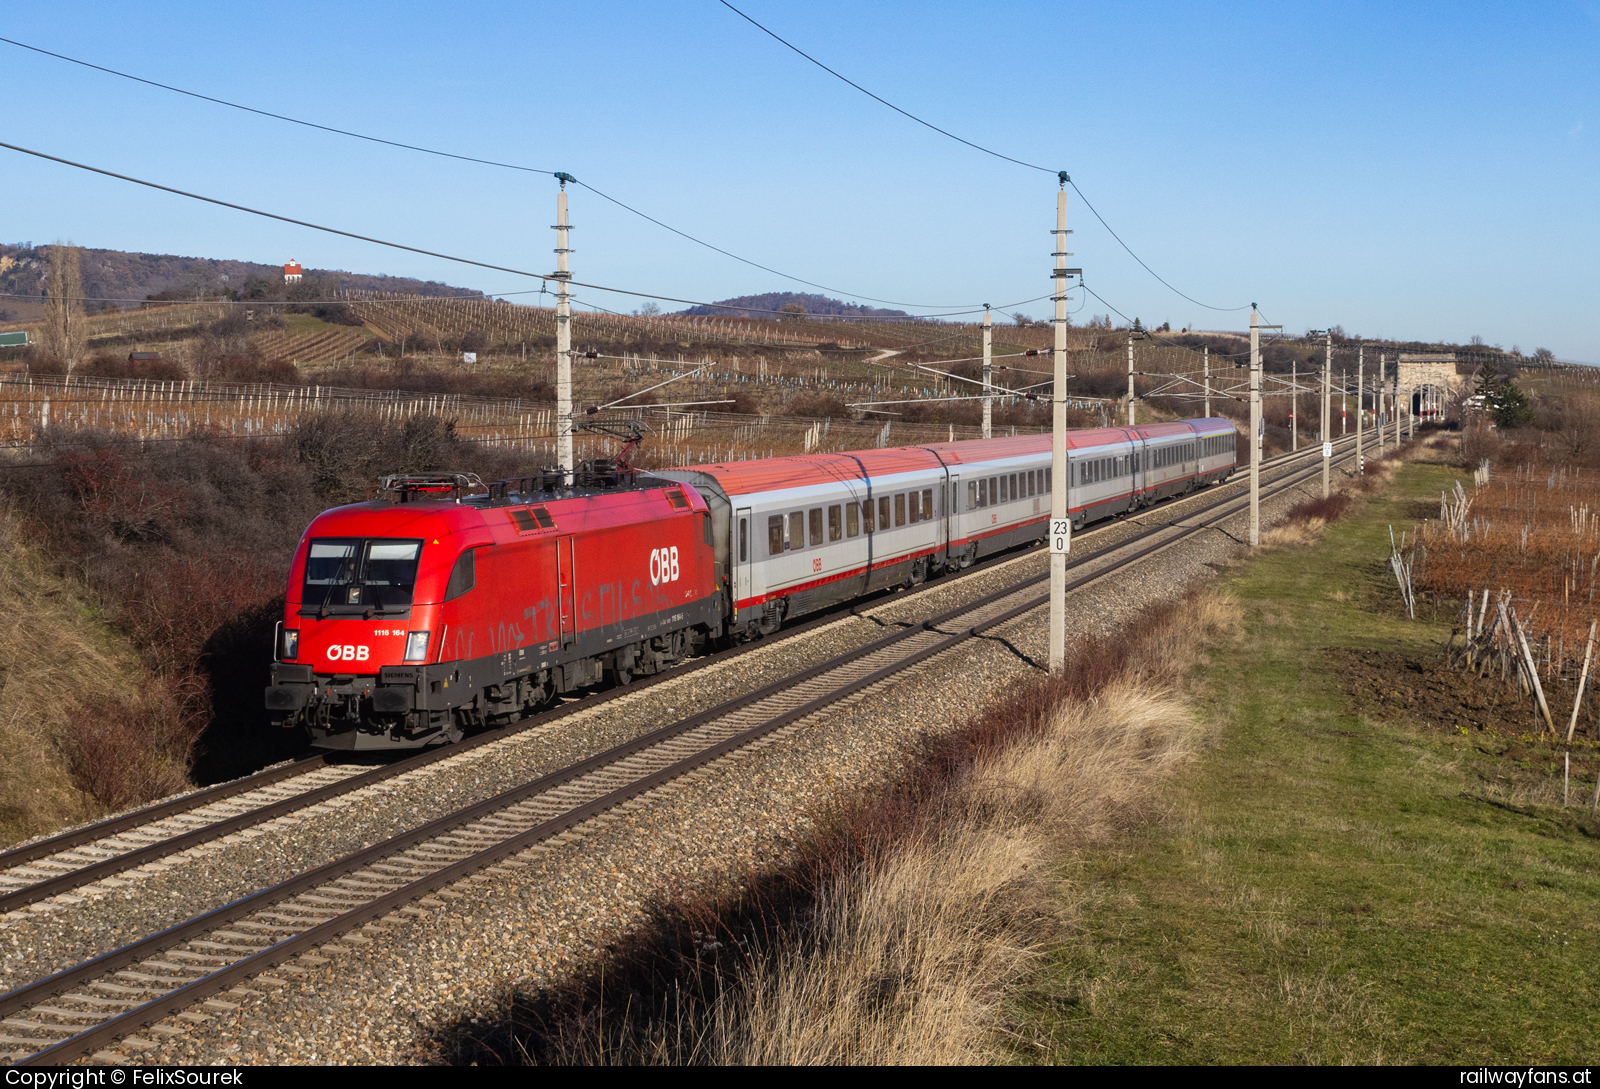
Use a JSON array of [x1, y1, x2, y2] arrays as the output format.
[[13, 458, 1338, 1066]]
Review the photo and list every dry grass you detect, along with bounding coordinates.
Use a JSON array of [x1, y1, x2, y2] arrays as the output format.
[[454, 593, 1239, 1065], [0, 503, 146, 845], [728, 677, 1210, 1065]]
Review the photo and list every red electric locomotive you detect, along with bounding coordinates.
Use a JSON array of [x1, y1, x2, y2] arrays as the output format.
[[265, 461, 723, 750]]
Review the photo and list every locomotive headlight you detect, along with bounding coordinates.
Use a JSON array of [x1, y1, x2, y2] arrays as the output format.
[[282, 629, 300, 660], [404, 631, 431, 663]]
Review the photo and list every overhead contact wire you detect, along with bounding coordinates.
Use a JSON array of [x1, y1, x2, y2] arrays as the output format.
[[0, 34, 977, 312], [715, 0, 1251, 313]]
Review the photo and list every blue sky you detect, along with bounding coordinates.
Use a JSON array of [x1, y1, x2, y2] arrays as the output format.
[[3, 1, 1596, 358]]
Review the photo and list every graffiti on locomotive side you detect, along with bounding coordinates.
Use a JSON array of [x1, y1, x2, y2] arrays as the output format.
[[650, 546, 680, 586]]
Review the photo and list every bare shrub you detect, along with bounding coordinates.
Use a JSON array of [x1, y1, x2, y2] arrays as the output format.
[[60, 677, 201, 813], [78, 350, 188, 381], [1284, 494, 1352, 525]]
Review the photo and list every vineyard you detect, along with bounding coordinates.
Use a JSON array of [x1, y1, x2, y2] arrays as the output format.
[[1419, 463, 1600, 654], [0, 290, 1283, 467]]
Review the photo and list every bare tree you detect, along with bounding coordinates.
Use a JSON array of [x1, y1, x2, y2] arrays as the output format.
[[40, 242, 87, 374]]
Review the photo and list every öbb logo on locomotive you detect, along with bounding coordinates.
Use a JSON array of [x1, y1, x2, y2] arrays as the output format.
[[265, 423, 1237, 751], [649, 546, 681, 586]]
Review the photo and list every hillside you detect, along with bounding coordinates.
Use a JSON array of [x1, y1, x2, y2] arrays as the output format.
[[0, 243, 482, 323], [680, 291, 909, 320]]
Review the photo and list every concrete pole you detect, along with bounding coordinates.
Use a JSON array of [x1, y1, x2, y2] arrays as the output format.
[[1049, 184, 1071, 671], [1356, 347, 1365, 474], [1250, 307, 1262, 546], [1126, 325, 1136, 426], [982, 305, 993, 439], [1341, 369, 1347, 436], [1203, 345, 1211, 418], [1375, 353, 1385, 455], [1322, 331, 1332, 498], [554, 182, 575, 481], [1291, 357, 1298, 452]]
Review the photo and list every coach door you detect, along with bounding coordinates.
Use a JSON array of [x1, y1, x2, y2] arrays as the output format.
[[945, 474, 959, 561], [557, 536, 576, 649], [733, 507, 752, 621]]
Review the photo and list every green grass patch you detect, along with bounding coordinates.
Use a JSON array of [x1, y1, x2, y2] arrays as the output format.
[[283, 313, 340, 336], [1019, 460, 1600, 1064]]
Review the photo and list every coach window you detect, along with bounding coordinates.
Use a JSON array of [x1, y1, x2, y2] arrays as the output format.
[[846, 502, 860, 538], [877, 495, 891, 530], [739, 517, 749, 562], [986, 476, 996, 503], [828, 505, 843, 541], [808, 508, 823, 547], [967, 481, 977, 510], [1027, 470, 1036, 496], [768, 516, 783, 556], [862, 499, 876, 534], [894, 493, 907, 526], [789, 511, 805, 550], [908, 492, 921, 524], [922, 489, 933, 519]]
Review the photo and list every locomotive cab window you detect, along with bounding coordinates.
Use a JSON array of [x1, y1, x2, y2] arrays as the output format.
[[302, 538, 422, 614]]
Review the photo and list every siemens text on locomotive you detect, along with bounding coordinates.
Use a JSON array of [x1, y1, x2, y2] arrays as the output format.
[[266, 419, 1238, 750]]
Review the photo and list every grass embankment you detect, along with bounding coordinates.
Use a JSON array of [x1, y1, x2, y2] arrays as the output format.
[[0, 505, 147, 844], [1023, 457, 1600, 1064]]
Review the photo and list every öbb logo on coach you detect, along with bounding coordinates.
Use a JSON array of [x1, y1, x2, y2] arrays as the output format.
[[650, 546, 680, 586]]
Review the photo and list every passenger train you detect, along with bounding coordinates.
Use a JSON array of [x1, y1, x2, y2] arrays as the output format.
[[265, 418, 1238, 750]]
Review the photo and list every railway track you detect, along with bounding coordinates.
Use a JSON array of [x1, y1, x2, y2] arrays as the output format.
[[0, 435, 1350, 920], [1, 436, 1366, 1064]]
